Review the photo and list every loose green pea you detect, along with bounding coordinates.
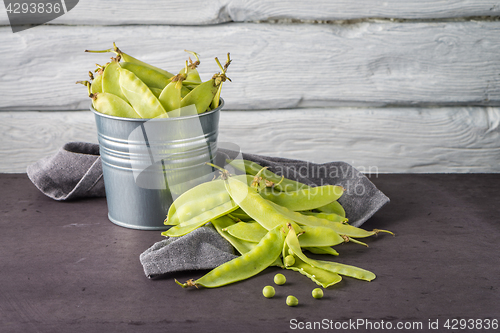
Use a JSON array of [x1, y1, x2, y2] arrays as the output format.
[[262, 286, 275, 298], [274, 273, 286, 285], [312, 288, 324, 299], [286, 295, 299, 307], [284, 255, 295, 267]]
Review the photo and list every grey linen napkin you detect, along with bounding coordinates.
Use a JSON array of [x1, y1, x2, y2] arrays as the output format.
[[27, 142, 105, 201], [26, 142, 389, 278], [139, 224, 237, 279]]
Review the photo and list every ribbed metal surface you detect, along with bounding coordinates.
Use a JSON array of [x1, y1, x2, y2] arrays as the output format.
[[91, 101, 222, 230]]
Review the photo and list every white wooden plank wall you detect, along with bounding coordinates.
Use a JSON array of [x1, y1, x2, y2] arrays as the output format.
[[1, 1, 499, 173]]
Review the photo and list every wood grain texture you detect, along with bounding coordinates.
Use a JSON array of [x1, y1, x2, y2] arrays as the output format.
[[1, 22, 500, 111], [1, 0, 499, 25], [0, 112, 99, 173], [2, 107, 498, 173]]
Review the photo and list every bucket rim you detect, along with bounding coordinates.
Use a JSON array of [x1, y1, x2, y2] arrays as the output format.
[[90, 98, 224, 122]]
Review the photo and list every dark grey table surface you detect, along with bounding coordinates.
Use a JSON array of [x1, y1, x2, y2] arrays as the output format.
[[1, 173, 499, 333]]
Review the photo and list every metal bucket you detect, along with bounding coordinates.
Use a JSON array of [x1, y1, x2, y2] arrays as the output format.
[[91, 100, 223, 230]]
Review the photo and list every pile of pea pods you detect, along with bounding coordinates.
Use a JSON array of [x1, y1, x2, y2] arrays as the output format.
[[78, 43, 231, 119], [170, 160, 393, 289]]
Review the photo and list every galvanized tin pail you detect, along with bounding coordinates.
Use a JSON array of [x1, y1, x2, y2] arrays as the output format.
[[91, 100, 223, 230]]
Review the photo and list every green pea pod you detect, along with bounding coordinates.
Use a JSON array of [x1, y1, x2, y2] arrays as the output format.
[[225, 221, 268, 243], [286, 254, 342, 288], [210, 54, 230, 109], [303, 247, 339, 256], [78, 80, 139, 118], [224, 176, 303, 232], [118, 67, 167, 118], [211, 216, 257, 255], [259, 184, 345, 212], [149, 87, 162, 98], [92, 92, 141, 118], [158, 77, 183, 113], [85, 43, 174, 79], [282, 229, 341, 288], [313, 259, 376, 282], [297, 225, 345, 247], [102, 58, 128, 102], [286, 224, 376, 282], [90, 68, 103, 94], [231, 159, 309, 191], [120, 62, 172, 90], [180, 77, 220, 114], [210, 84, 223, 110], [162, 200, 239, 237], [212, 216, 283, 267], [180, 55, 230, 114], [316, 201, 346, 217], [165, 175, 253, 226], [226, 208, 253, 222], [162, 63, 195, 115], [299, 211, 348, 223], [180, 51, 202, 83], [225, 221, 344, 248], [176, 223, 287, 288]]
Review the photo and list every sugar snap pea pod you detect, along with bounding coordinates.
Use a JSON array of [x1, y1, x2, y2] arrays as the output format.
[[286, 223, 376, 281], [180, 50, 202, 83], [211, 53, 231, 109], [165, 175, 253, 226], [316, 201, 346, 217], [226, 208, 253, 222], [267, 199, 389, 238], [120, 62, 172, 90], [282, 228, 341, 287], [211, 84, 223, 110], [162, 200, 239, 237], [181, 55, 231, 114], [149, 87, 162, 98], [314, 259, 376, 281], [287, 254, 342, 288], [180, 74, 223, 114], [212, 217, 284, 267], [344, 236, 369, 247], [77, 81, 140, 118], [300, 211, 348, 223], [259, 184, 344, 212], [225, 221, 268, 243], [91, 92, 141, 118], [176, 223, 287, 288], [118, 67, 167, 118], [211, 216, 257, 255], [231, 160, 309, 191], [296, 225, 345, 247], [303, 247, 339, 256], [224, 176, 302, 232], [86, 42, 174, 79], [158, 73, 185, 113], [90, 73, 103, 94], [102, 57, 128, 102], [89, 68, 103, 94], [176, 58, 199, 97]]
